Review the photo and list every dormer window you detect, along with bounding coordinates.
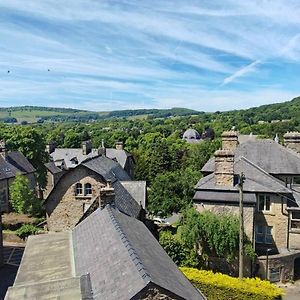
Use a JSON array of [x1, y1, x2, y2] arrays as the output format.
[[258, 194, 271, 212], [75, 183, 83, 195], [84, 183, 92, 195]]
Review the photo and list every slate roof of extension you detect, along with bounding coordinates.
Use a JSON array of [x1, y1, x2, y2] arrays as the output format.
[[6, 207, 204, 299], [51, 147, 132, 169], [72, 206, 204, 300], [194, 157, 291, 204], [0, 152, 35, 180], [202, 140, 300, 175]]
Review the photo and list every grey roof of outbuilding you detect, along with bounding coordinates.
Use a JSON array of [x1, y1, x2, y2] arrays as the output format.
[[202, 140, 300, 175], [0, 152, 35, 180], [120, 181, 147, 209], [72, 206, 204, 300], [50, 147, 131, 169], [45, 161, 62, 174], [196, 157, 291, 194], [113, 180, 142, 218]]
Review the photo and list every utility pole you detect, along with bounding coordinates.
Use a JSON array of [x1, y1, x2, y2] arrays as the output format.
[[238, 172, 245, 279]]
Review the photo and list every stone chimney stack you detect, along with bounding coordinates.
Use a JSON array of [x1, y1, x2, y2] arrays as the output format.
[[0, 140, 7, 159], [98, 139, 106, 156], [45, 141, 56, 154], [221, 131, 239, 152], [82, 140, 92, 155], [214, 149, 234, 186], [115, 141, 124, 151], [99, 180, 115, 209], [284, 132, 300, 153]]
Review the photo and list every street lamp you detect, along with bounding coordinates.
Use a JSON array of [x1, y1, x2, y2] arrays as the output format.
[[265, 248, 272, 280]]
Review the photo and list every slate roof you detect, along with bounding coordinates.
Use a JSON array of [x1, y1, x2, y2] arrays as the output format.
[[46, 155, 141, 219], [72, 206, 204, 300], [202, 140, 300, 175], [0, 152, 35, 180], [194, 190, 257, 204], [45, 161, 62, 174], [50, 147, 132, 169], [82, 155, 130, 182], [120, 181, 147, 209], [195, 157, 291, 195]]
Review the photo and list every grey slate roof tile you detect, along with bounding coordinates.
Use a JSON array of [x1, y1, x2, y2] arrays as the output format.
[[202, 140, 300, 175], [72, 206, 204, 300], [0, 152, 35, 180]]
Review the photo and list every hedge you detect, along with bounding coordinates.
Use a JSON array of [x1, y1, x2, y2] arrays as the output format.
[[180, 267, 284, 300]]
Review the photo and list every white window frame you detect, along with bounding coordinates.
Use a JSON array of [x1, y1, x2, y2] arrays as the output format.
[[291, 211, 300, 230], [257, 194, 271, 212], [75, 183, 83, 195], [255, 226, 273, 244], [84, 183, 92, 195]]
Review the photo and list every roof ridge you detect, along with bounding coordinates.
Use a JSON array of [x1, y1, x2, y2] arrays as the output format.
[[106, 205, 151, 284], [238, 156, 290, 191]]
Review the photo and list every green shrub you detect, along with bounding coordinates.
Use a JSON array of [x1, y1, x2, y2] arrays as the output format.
[[16, 224, 39, 239], [181, 267, 284, 300]]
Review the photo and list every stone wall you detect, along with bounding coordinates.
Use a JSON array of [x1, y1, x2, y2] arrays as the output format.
[[132, 284, 185, 300], [195, 202, 255, 241], [257, 250, 300, 282], [46, 166, 106, 231], [288, 230, 300, 250], [255, 194, 289, 252]]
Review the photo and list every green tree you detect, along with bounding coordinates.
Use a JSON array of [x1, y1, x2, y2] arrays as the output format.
[[5, 126, 48, 189], [148, 167, 200, 216], [9, 174, 38, 214], [180, 209, 255, 262]]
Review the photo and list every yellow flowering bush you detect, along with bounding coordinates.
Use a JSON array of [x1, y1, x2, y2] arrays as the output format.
[[180, 267, 284, 300]]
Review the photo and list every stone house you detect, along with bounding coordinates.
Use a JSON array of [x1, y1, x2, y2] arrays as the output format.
[[194, 131, 300, 282], [47, 140, 135, 178], [5, 205, 205, 300], [0, 140, 36, 212], [46, 154, 146, 231]]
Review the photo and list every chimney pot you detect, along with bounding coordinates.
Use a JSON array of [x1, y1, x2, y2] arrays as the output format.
[[283, 132, 300, 153], [46, 141, 56, 154], [221, 131, 239, 152], [82, 140, 92, 155], [115, 141, 124, 150], [0, 140, 7, 159]]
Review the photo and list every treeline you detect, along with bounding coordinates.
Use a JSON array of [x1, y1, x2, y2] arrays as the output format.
[[0, 106, 86, 113]]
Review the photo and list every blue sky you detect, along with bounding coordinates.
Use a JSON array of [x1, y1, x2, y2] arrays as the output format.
[[1, 0, 300, 112]]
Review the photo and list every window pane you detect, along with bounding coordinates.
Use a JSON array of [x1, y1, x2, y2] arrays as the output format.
[[265, 196, 271, 211], [76, 183, 83, 195], [256, 226, 264, 234], [258, 197, 264, 211], [256, 234, 264, 243], [292, 212, 300, 220], [85, 183, 92, 195], [265, 226, 273, 244], [291, 221, 300, 229], [266, 226, 272, 235]]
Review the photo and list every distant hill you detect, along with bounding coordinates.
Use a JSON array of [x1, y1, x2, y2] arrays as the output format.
[[216, 96, 300, 125], [0, 96, 299, 124], [0, 106, 200, 123]]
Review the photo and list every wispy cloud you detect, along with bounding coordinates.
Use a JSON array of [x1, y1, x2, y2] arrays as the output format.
[[0, 1, 300, 110], [221, 60, 261, 86]]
